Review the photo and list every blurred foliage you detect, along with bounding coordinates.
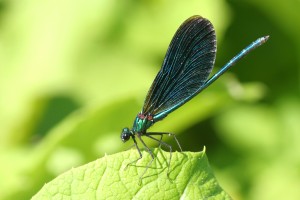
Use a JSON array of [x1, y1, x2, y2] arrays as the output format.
[[0, 0, 299, 199]]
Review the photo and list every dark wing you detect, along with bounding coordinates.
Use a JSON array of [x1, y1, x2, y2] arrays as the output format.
[[142, 16, 217, 120]]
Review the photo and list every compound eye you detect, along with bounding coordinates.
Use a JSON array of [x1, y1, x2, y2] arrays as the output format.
[[121, 128, 131, 142]]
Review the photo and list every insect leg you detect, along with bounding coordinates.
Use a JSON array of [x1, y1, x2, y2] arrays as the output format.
[[136, 134, 155, 183], [124, 136, 143, 170], [145, 133, 175, 179], [147, 132, 182, 151]]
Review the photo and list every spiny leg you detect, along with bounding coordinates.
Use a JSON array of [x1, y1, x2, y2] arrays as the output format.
[[145, 133, 174, 179], [136, 134, 155, 183], [124, 136, 143, 170], [158, 134, 163, 149], [147, 132, 182, 151]]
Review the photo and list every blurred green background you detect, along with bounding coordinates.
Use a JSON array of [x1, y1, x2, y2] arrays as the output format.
[[0, 0, 299, 199]]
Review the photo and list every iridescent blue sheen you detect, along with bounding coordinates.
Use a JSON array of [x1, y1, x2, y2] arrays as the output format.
[[120, 15, 269, 181]]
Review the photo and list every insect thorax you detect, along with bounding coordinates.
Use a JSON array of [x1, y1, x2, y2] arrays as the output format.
[[132, 113, 154, 133]]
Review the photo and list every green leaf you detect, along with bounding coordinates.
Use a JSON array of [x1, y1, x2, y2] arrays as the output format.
[[32, 148, 231, 200]]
